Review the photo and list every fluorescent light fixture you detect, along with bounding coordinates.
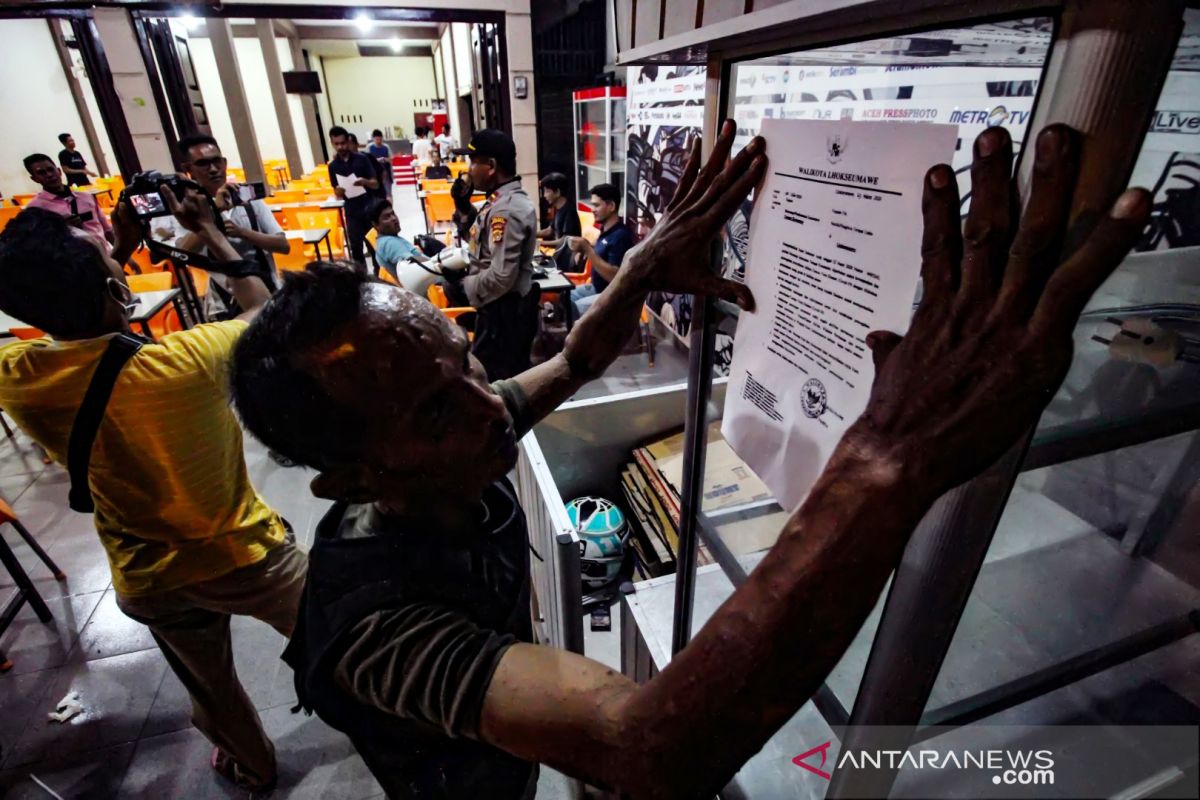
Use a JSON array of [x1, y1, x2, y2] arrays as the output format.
[[354, 12, 373, 32], [179, 13, 201, 30], [389, 38, 403, 53]]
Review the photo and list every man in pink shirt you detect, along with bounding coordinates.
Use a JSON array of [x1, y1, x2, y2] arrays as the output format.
[[23, 153, 112, 244]]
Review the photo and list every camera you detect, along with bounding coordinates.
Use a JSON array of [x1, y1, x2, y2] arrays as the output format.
[[233, 182, 267, 204], [122, 170, 204, 220]]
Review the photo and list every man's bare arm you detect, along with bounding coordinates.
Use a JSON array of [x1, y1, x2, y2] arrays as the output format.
[[512, 123, 761, 425], [480, 124, 1151, 797]]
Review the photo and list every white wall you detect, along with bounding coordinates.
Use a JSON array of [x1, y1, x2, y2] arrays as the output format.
[[321, 56, 437, 142], [188, 37, 241, 166], [275, 38, 316, 174], [439, 28, 462, 143], [0, 19, 96, 200], [186, 34, 317, 174], [314, 56, 336, 152]]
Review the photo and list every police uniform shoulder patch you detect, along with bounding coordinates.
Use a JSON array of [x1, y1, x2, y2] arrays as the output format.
[[490, 216, 507, 244]]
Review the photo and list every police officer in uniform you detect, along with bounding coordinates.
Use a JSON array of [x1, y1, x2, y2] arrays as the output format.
[[449, 130, 538, 380]]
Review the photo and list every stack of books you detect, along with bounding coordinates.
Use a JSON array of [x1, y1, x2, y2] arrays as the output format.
[[620, 423, 774, 581]]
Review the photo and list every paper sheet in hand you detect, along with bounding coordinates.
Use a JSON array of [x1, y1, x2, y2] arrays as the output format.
[[336, 173, 367, 199], [722, 119, 957, 511]]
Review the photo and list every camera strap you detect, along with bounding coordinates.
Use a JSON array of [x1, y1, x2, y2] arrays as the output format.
[[66, 332, 149, 513]]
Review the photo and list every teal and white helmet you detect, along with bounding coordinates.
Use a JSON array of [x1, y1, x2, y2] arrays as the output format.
[[565, 496, 629, 588]]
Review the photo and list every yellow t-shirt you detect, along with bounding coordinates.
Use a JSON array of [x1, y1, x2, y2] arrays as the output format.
[[0, 320, 285, 596]]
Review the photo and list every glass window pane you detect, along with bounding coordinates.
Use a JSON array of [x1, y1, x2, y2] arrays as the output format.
[[703, 17, 1056, 577]]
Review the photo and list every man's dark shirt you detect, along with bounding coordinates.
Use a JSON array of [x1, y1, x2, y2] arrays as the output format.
[[330, 379, 534, 736], [424, 164, 452, 180], [591, 220, 635, 293], [58, 149, 89, 187], [551, 202, 581, 239], [328, 152, 378, 218]]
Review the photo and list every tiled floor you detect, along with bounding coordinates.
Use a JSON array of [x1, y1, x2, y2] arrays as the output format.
[[0, 423, 593, 799]]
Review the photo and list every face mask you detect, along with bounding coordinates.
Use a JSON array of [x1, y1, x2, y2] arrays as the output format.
[[107, 278, 141, 319]]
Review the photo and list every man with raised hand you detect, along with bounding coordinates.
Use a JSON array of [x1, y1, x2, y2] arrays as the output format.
[[230, 121, 1148, 798]]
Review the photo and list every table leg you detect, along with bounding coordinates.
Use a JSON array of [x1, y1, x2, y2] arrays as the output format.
[[139, 320, 154, 339], [171, 296, 191, 330], [563, 290, 576, 332]]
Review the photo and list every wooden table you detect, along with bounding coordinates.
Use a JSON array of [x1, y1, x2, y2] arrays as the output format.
[[286, 228, 334, 260]]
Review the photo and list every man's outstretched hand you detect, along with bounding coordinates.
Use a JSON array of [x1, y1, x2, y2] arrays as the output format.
[[843, 124, 1150, 499], [623, 120, 766, 310]]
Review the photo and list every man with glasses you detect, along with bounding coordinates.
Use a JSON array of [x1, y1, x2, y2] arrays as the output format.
[[23, 152, 112, 244], [157, 133, 288, 317], [0, 188, 305, 793]]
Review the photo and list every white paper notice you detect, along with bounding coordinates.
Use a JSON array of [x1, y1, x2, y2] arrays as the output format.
[[336, 173, 367, 199], [722, 119, 957, 511]]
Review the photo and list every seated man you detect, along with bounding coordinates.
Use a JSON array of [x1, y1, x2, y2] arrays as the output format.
[[567, 182, 633, 315], [0, 192, 306, 792], [368, 198, 430, 282], [537, 172, 581, 273], [424, 149, 452, 181], [229, 123, 1149, 797], [23, 153, 112, 244]]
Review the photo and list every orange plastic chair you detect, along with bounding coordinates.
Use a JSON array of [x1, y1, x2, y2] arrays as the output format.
[[272, 189, 306, 203], [0, 206, 21, 231], [10, 327, 44, 340], [421, 179, 452, 193], [565, 259, 592, 287], [10, 194, 36, 207], [281, 204, 322, 231], [127, 247, 171, 274], [295, 209, 345, 254], [127, 272, 173, 292], [127, 272, 181, 339], [425, 193, 456, 231], [0, 496, 66, 672], [276, 237, 319, 272], [426, 284, 475, 339]]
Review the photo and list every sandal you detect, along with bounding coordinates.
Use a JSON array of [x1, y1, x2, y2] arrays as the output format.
[[210, 746, 278, 793]]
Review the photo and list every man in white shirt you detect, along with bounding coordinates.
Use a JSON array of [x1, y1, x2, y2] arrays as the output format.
[[412, 127, 434, 164], [156, 133, 288, 317], [435, 124, 458, 160]]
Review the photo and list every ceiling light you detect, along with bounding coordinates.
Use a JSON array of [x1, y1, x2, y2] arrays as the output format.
[[179, 13, 201, 31], [389, 38, 403, 53], [354, 12, 373, 32]]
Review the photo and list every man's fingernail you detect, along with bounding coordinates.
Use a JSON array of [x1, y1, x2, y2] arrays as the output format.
[[1112, 190, 1146, 219], [746, 138, 763, 154], [976, 130, 1000, 157], [1035, 127, 1062, 165], [929, 166, 949, 189]]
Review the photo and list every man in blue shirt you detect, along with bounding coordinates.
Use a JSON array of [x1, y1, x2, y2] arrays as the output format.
[[368, 199, 428, 283], [567, 183, 634, 315]]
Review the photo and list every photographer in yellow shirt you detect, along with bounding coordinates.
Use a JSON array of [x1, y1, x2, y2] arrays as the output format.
[[0, 187, 303, 792]]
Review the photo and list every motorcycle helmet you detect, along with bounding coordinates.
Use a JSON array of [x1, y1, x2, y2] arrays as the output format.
[[565, 496, 629, 589]]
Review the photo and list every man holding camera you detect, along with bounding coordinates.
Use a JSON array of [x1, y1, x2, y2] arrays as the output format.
[[156, 133, 288, 317], [448, 129, 539, 380], [0, 187, 305, 792], [23, 152, 112, 244]]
